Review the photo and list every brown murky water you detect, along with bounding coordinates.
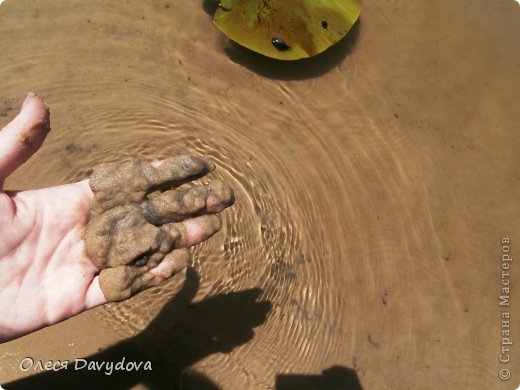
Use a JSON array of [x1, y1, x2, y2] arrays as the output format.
[[1, 0, 519, 389]]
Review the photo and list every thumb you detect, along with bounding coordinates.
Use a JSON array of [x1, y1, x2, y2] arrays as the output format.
[[0, 93, 51, 187]]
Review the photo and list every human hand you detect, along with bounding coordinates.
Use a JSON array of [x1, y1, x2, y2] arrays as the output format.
[[0, 94, 234, 342]]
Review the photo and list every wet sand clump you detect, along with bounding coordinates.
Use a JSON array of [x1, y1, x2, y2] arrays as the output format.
[[85, 156, 234, 301]]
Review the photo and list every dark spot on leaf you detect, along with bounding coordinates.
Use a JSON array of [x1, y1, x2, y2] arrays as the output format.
[[321, 20, 328, 29]]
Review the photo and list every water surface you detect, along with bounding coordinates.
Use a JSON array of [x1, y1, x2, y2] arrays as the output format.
[[0, 0, 518, 389]]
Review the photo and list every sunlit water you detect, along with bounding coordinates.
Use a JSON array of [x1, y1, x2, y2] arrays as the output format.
[[0, 0, 518, 389]]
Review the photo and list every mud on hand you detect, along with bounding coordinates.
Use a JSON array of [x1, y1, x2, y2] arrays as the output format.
[[85, 156, 234, 302]]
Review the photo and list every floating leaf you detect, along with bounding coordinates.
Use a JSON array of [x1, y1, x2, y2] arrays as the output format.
[[214, 0, 362, 60]]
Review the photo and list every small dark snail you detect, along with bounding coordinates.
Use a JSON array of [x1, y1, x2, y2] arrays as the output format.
[[271, 37, 291, 51]]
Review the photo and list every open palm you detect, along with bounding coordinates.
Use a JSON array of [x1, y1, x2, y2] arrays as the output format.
[[0, 94, 232, 342]]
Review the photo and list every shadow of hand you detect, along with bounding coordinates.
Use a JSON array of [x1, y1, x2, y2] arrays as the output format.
[[6, 268, 272, 390], [276, 365, 363, 390], [136, 267, 271, 373]]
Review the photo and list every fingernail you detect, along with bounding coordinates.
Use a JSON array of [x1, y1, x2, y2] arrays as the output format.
[[22, 92, 36, 108], [204, 158, 216, 172]]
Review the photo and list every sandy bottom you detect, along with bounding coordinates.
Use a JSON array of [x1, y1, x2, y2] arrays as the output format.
[[0, 0, 519, 389]]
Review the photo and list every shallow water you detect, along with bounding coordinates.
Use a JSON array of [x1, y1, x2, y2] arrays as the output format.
[[0, 0, 519, 389]]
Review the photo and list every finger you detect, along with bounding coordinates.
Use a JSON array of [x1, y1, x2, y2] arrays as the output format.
[[85, 276, 107, 308], [89, 156, 215, 210], [165, 214, 223, 249], [141, 180, 235, 225], [147, 155, 216, 189], [0, 93, 50, 184], [149, 248, 190, 278], [96, 249, 191, 302]]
